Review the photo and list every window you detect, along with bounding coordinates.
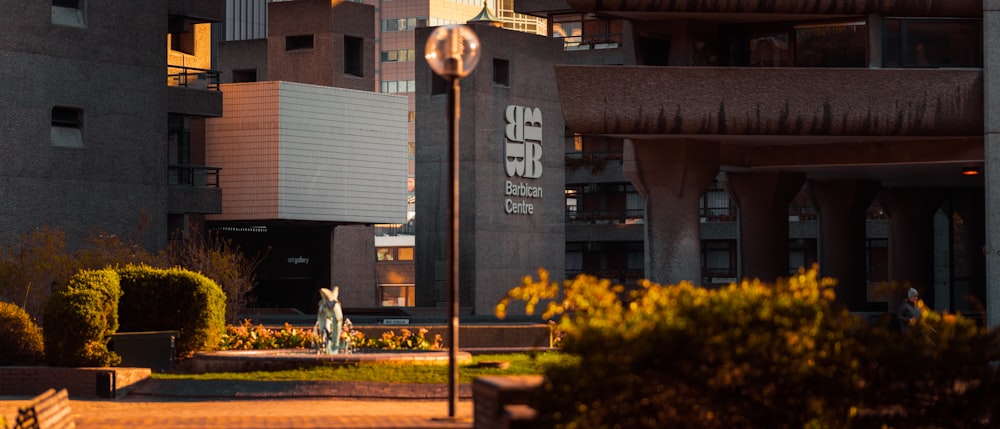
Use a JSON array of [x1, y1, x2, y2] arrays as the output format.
[[232, 69, 257, 83], [381, 49, 415, 62], [788, 238, 817, 275], [551, 14, 623, 50], [376, 247, 414, 261], [345, 36, 363, 77], [381, 17, 426, 32], [380, 284, 414, 307], [794, 21, 867, 67], [699, 182, 735, 221], [749, 33, 789, 67], [702, 240, 736, 283], [493, 58, 510, 86], [380, 80, 414, 93], [285, 34, 314, 51], [883, 18, 982, 68], [51, 106, 83, 148], [52, 0, 85, 28], [408, 111, 416, 122]]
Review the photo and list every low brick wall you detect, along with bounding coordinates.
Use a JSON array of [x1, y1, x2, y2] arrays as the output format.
[[0, 367, 151, 399], [473, 375, 544, 429]]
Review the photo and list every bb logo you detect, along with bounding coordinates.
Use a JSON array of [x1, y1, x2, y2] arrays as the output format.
[[505, 105, 542, 179]]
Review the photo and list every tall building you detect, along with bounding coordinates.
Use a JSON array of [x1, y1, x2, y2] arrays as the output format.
[[210, 0, 410, 312], [0, 0, 224, 250], [410, 0, 1000, 327], [495, 0, 994, 324], [216, 0, 544, 227]]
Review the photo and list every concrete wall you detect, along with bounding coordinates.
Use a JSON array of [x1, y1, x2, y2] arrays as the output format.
[[0, 0, 169, 250], [415, 25, 566, 315], [0, 367, 151, 399], [267, 0, 375, 91]]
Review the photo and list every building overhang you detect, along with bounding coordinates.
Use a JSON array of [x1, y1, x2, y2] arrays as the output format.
[[564, 0, 981, 19], [556, 65, 984, 187]]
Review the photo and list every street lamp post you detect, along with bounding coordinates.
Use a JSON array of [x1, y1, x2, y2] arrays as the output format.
[[424, 24, 481, 418]]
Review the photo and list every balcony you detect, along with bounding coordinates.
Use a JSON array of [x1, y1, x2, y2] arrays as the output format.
[[556, 66, 981, 138], [167, 165, 222, 214], [167, 65, 223, 117], [565, 151, 624, 183], [562, 0, 979, 18], [168, 65, 220, 91]]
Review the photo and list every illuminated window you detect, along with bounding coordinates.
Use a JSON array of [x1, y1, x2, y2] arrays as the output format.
[[52, 0, 85, 28], [396, 247, 414, 261]]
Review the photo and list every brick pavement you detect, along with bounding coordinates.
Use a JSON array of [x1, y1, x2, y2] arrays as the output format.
[[0, 380, 475, 429]]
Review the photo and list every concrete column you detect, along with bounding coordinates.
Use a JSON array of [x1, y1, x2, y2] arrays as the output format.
[[331, 224, 377, 307], [806, 179, 880, 310], [877, 188, 944, 311], [983, 1, 1000, 328], [623, 139, 719, 285], [722, 172, 805, 282]]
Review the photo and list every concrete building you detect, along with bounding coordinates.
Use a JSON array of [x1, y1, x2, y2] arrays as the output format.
[[483, 0, 995, 325], [0, 0, 223, 250], [414, 24, 566, 314], [207, 1, 411, 313]]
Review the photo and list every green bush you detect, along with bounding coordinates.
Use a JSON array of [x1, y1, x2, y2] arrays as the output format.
[[0, 301, 45, 365], [116, 264, 226, 357], [498, 266, 1000, 429], [42, 269, 122, 367]]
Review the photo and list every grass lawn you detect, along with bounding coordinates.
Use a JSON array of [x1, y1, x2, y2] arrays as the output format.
[[153, 352, 574, 384]]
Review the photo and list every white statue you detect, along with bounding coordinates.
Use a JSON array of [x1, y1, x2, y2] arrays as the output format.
[[316, 286, 344, 354]]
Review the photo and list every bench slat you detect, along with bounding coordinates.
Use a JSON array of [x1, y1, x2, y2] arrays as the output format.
[[13, 388, 75, 429]]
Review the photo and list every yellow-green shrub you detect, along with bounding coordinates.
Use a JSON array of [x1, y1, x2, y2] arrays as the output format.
[[498, 266, 1000, 428], [116, 264, 226, 357], [0, 301, 45, 365], [42, 269, 122, 367]]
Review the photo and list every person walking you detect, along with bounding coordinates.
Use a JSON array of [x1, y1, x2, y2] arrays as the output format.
[[896, 287, 921, 334]]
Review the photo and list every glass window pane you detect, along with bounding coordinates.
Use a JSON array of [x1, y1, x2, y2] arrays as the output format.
[[749, 34, 789, 67], [795, 23, 867, 67], [397, 247, 414, 260]]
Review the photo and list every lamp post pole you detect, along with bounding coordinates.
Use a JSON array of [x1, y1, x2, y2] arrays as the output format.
[[446, 73, 460, 418], [425, 24, 480, 419]]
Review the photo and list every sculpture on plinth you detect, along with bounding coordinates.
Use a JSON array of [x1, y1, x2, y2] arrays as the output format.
[[315, 286, 344, 354]]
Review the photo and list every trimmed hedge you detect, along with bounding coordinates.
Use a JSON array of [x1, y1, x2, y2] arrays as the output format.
[[116, 264, 226, 357], [498, 266, 1000, 428], [0, 301, 45, 365], [43, 269, 122, 367], [40, 265, 226, 366]]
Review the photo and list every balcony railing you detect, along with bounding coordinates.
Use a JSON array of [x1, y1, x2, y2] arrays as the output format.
[[566, 268, 643, 284], [169, 165, 221, 187], [557, 32, 622, 51], [167, 65, 221, 91], [567, 209, 643, 224]]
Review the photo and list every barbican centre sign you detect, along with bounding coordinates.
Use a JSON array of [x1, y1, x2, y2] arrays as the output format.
[[504, 105, 543, 215]]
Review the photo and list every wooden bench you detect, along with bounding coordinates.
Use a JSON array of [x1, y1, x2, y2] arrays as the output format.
[[13, 388, 75, 429]]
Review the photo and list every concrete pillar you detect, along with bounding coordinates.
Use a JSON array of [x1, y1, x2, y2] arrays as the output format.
[[983, 1, 1000, 328], [877, 188, 944, 312], [331, 224, 377, 307], [722, 172, 805, 282], [806, 179, 880, 310], [623, 139, 719, 285]]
